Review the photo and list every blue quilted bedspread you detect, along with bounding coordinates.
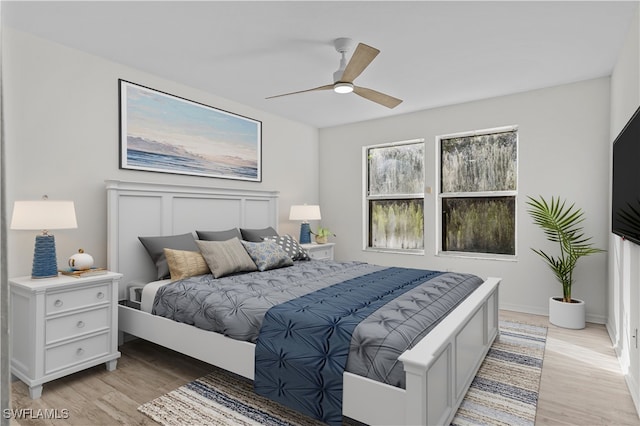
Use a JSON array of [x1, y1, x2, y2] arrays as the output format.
[[254, 267, 444, 425]]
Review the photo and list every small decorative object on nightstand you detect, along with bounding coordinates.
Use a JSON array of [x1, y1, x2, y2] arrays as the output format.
[[301, 242, 335, 261], [311, 227, 335, 244], [68, 248, 94, 271], [9, 271, 122, 399]]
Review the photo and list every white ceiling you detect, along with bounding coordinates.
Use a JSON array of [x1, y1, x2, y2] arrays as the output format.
[[3, 1, 638, 128]]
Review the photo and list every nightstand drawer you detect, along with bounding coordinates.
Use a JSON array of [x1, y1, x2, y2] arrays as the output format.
[[300, 243, 335, 261], [45, 307, 110, 344], [46, 283, 110, 315], [45, 332, 110, 375], [309, 247, 332, 260]]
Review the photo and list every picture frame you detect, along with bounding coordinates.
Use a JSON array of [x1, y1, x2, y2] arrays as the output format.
[[119, 79, 262, 182]]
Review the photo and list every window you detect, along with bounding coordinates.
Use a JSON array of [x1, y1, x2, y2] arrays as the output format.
[[364, 139, 425, 252], [439, 127, 517, 256]]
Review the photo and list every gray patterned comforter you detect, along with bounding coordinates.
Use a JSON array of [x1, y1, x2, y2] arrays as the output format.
[[151, 260, 483, 387]]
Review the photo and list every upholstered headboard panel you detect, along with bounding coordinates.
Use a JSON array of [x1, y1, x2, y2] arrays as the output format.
[[106, 180, 279, 299]]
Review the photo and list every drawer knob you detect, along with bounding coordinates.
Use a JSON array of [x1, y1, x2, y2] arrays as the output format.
[[76, 321, 85, 329], [96, 292, 104, 300], [54, 299, 63, 308], [76, 348, 85, 356]]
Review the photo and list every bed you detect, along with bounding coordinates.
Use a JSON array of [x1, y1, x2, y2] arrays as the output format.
[[107, 180, 500, 426]]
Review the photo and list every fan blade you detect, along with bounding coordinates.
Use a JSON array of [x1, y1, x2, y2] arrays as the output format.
[[266, 84, 333, 99], [340, 43, 379, 83], [353, 86, 403, 109]]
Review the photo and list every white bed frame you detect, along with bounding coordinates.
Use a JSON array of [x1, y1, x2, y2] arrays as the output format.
[[107, 180, 500, 426]]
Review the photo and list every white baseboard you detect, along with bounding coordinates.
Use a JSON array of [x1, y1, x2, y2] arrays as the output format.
[[606, 320, 640, 418], [499, 303, 606, 324]]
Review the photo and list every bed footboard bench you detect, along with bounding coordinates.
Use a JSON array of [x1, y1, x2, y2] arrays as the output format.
[[343, 276, 500, 425]]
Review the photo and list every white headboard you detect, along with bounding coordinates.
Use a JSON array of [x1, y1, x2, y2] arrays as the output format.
[[106, 180, 279, 299]]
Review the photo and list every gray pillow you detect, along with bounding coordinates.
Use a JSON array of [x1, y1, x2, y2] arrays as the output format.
[[139, 233, 199, 279], [196, 228, 242, 241], [241, 240, 294, 271], [240, 226, 279, 242], [196, 238, 258, 278]]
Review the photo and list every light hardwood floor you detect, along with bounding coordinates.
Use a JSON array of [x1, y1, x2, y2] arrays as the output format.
[[9, 310, 640, 425], [501, 310, 639, 425]]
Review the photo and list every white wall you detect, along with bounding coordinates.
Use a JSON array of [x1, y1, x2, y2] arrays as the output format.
[[319, 78, 611, 323], [608, 5, 640, 414], [2, 28, 320, 277]]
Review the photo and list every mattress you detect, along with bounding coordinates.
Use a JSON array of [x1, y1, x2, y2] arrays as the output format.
[[150, 260, 481, 384], [140, 279, 171, 313]]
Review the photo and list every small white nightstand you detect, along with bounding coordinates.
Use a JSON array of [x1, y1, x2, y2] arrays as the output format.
[[9, 271, 122, 399], [301, 242, 335, 261]]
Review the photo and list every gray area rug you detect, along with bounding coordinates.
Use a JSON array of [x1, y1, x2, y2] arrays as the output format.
[[139, 320, 547, 425], [451, 320, 547, 425]]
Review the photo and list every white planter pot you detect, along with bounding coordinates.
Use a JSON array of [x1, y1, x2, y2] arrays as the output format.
[[549, 297, 585, 329]]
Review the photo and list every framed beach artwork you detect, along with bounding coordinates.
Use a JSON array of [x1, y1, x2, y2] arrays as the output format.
[[119, 80, 262, 182]]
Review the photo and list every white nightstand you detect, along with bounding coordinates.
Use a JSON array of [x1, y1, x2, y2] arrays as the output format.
[[9, 271, 122, 399], [301, 242, 335, 261]]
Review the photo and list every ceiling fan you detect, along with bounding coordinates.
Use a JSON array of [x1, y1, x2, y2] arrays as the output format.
[[267, 38, 402, 109]]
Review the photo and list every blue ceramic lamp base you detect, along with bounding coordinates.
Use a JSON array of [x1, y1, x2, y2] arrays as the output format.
[[32, 234, 59, 278], [299, 223, 312, 244]]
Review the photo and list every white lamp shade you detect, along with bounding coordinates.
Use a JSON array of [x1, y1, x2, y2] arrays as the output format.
[[11, 200, 78, 230], [289, 205, 321, 221]]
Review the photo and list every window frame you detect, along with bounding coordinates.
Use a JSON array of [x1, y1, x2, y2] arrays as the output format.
[[435, 126, 519, 260], [362, 138, 426, 255]]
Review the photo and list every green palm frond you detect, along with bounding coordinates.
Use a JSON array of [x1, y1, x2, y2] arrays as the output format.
[[526, 196, 605, 302]]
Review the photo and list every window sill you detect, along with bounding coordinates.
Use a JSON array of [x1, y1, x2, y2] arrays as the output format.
[[437, 251, 518, 262], [363, 248, 425, 256]]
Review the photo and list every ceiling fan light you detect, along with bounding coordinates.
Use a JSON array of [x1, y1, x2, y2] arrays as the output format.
[[334, 82, 354, 94]]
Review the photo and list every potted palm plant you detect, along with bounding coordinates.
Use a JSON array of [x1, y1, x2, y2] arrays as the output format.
[[526, 196, 604, 329]]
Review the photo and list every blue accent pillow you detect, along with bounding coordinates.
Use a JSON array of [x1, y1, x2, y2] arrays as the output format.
[[241, 240, 294, 271]]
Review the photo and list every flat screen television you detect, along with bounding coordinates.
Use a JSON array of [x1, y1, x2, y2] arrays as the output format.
[[612, 105, 640, 245]]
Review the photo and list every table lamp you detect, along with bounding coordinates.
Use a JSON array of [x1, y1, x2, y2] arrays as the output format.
[[289, 204, 321, 244], [11, 197, 77, 278]]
